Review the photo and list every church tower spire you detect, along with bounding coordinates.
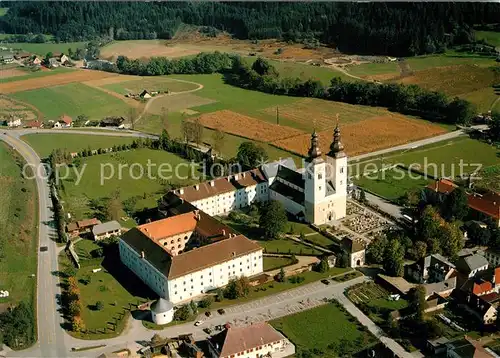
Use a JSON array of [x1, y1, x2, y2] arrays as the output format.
[[307, 130, 321, 160], [329, 116, 346, 158]]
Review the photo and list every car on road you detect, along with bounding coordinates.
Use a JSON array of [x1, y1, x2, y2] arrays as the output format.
[[321, 279, 330, 285], [40, 246, 48, 252], [217, 308, 225, 315], [205, 311, 212, 317], [194, 320, 204, 326]]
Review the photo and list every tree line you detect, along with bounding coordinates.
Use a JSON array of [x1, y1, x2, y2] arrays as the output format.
[[2, 3, 499, 55], [113, 52, 476, 125]]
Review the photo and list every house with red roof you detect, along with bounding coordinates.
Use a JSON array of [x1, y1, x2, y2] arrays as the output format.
[[25, 120, 43, 129], [427, 179, 500, 227], [54, 114, 73, 128]]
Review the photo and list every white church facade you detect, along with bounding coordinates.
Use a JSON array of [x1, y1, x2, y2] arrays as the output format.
[[165, 125, 348, 225]]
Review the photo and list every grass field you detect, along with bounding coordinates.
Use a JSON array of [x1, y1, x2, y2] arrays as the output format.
[[58, 241, 154, 339], [12, 83, 130, 120], [347, 62, 400, 78], [56, 148, 197, 223], [346, 282, 408, 325], [0, 143, 38, 312], [102, 77, 199, 95], [21, 133, 136, 158], [303, 233, 337, 249], [1, 41, 87, 56], [258, 239, 322, 255], [271, 302, 377, 357], [263, 256, 295, 271], [475, 31, 500, 48], [354, 168, 432, 201]]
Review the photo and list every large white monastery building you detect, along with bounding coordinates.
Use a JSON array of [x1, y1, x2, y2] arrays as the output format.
[[119, 127, 348, 304], [166, 125, 348, 225]]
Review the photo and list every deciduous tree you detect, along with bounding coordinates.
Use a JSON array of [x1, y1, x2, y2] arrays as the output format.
[[259, 200, 287, 239]]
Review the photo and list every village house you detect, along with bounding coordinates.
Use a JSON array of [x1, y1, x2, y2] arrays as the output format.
[[66, 218, 101, 237], [406, 254, 456, 283], [140, 90, 152, 99], [119, 210, 263, 304], [427, 179, 500, 227], [445, 337, 495, 358], [25, 120, 43, 129], [207, 322, 295, 358], [456, 254, 489, 279], [453, 289, 499, 325], [483, 248, 500, 267], [59, 54, 69, 65], [3, 116, 22, 128], [31, 56, 42, 66], [48, 57, 59, 68], [0, 53, 14, 64], [341, 236, 365, 268], [54, 114, 73, 128], [92, 220, 121, 241], [14, 52, 31, 60], [100, 116, 125, 128]]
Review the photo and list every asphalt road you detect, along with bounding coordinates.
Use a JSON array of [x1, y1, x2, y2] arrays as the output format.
[[0, 132, 66, 358]]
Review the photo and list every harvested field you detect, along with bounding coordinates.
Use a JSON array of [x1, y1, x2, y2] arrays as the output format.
[[83, 74, 138, 87], [0, 96, 40, 122], [0, 68, 27, 79], [101, 40, 200, 60], [0, 69, 117, 93], [396, 64, 499, 97], [193, 110, 304, 142], [273, 115, 446, 157], [263, 98, 389, 131], [146, 93, 216, 115]]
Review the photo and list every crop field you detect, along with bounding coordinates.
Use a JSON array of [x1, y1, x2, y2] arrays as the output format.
[[397, 64, 499, 97], [273, 114, 446, 157], [347, 61, 401, 78], [0, 143, 37, 310], [0, 96, 41, 122], [193, 110, 304, 142], [21, 133, 136, 158], [0, 67, 28, 79], [12, 83, 130, 120], [271, 302, 376, 356], [353, 168, 432, 201], [1, 41, 87, 56], [102, 77, 200, 95], [0, 69, 116, 93], [57, 148, 197, 222], [0, 66, 73, 84], [100, 40, 201, 60], [262, 98, 390, 131]]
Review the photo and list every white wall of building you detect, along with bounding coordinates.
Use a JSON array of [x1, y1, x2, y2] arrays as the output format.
[[209, 339, 289, 358], [152, 308, 174, 325]]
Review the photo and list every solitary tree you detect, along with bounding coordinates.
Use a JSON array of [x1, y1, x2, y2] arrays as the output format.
[[276, 267, 286, 282], [259, 200, 287, 239]]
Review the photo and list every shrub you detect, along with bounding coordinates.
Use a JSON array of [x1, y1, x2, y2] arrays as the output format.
[[198, 296, 214, 309], [95, 301, 104, 311]]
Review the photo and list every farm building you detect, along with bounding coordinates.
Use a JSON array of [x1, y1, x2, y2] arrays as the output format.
[[47, 58, 59, 68], [54, 114, 73, 128], [100, 116, 125, 128], [14, 52, 31, 60], [25, 120, 43, 129], [162, 127, 348, 226], [92, 220, 122, 241], [0, 53, 14, 64], [140, 90, 152, 99], [3, 116, 22, 128]]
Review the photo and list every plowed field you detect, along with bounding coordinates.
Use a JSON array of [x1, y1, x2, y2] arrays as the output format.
[[194, 110, 304, 142], [273, 115, 446, 156], [0, 69, 116, 93]]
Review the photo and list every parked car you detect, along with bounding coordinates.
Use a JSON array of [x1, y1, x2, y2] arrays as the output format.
[[321, 279, 330, 285], [194, 320, 204, 326], [203, 327, 212, 334], [217, 308, 226, 315], [40, 246, 48, 252], [205, 311, 212, 317]]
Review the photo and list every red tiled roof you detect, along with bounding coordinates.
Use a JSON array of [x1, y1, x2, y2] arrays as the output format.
[[427, 179, 458, 194], [174, 168, 266, 202], [467, 192, 500, 220], [138, 212, 197, 240], [59, 114, 72, 124], [26, 120, 42, 128], [472, 281, 492, 295]]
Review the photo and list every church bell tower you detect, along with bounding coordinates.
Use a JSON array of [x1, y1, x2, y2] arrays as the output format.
[[326, 123, 347, 196], [304, 131, 326, 224]]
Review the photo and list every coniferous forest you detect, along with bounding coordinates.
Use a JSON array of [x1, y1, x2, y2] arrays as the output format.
[[1, 2, 499, 56]]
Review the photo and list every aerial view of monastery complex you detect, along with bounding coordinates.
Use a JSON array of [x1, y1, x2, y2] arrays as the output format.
[[0, 2, 500, 358]]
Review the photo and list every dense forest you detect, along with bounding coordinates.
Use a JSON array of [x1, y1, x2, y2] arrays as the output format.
[[1, 2, 499, 55]]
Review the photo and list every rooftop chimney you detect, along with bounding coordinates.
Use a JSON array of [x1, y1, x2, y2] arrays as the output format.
[[222, 229, 226, 236], [179, 188, 184, 195], [242, 172, 246, 178], [234, 174, 239, 181], [141, 250, 145, 259], [232, 251, 236, 257], [210, 180, 215, 187], [195, 184, 200, 191]]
